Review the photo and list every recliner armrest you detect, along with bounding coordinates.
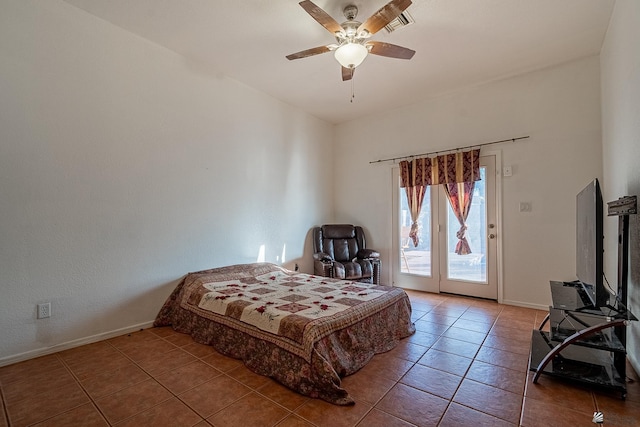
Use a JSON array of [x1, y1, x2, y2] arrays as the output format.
[[356, 249, 380, 259], [313, 252, 333, 263]]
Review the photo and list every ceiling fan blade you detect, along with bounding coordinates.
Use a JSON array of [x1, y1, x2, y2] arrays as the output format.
[[342, 66, 354, 81], [299, 0, 343, 35], [367, 41, 415, 59], [358, 0, 412, 36], [286, 45, 331, 60]]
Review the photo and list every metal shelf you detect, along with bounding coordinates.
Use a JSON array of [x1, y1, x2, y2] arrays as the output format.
[[530, 330, 626, 394]]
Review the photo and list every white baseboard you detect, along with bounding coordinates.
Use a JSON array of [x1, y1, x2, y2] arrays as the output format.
[[0, 320, 156, 368], [501, 299, 548, 311]]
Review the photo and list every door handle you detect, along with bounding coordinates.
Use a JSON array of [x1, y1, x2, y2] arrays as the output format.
[[488, 233, 496, 239]]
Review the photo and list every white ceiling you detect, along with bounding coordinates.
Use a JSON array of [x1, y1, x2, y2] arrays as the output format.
[[63, 0, 615, 124]]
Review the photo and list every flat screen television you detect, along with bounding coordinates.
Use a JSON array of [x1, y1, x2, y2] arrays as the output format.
[[575, 178, 609, 308]]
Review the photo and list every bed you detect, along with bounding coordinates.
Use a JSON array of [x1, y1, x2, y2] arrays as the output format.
[[154, 262, 415, 405]]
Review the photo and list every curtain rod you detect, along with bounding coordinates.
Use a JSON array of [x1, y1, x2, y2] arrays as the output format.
[[369, 135, 530, 164]]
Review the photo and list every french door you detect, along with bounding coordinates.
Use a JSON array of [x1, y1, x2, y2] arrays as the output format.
[[391, 155, 498, 299]]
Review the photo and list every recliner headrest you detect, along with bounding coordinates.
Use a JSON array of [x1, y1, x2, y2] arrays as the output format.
[[322, 224, 356, 239]]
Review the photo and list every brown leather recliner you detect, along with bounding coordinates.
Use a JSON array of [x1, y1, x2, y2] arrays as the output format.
[[312, 224, 381, 284]]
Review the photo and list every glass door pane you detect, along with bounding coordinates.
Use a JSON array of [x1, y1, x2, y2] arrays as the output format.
[[399, 187, 431, 276], [446, 167, 487, 282]]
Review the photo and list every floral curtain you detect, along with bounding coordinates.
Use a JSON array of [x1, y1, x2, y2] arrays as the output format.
[[443, 181, 475, 255], [399, 158, 431, 246], [399, 149, 480, 249], [399, 149, 480, 187], [404, 185, 426, 247], [399, 157, 433, 187]]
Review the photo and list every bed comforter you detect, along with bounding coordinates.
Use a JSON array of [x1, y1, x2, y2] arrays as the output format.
[[154, 262, 414, 405]]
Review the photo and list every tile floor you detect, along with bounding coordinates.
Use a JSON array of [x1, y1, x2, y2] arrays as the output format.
[[1, 290, 638, 427]]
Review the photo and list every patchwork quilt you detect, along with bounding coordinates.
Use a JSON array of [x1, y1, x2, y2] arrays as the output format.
[[155, 262, 414, 404]]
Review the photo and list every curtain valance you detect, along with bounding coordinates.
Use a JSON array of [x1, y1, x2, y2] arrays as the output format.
[[399, 149, 481, 187]]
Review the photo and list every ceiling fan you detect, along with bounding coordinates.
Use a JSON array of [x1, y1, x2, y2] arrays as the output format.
[[286, 0, 416, 81]]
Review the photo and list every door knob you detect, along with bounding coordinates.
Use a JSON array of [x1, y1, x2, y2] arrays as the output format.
[[489, 233, 496, 239], [489, 224, 495, 229]]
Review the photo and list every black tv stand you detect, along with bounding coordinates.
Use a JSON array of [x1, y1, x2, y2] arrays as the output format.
[[529, 195, 637, 399], [530, 283, 635, 398]]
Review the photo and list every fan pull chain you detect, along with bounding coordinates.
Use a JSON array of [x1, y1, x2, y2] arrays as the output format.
[[350, 72, 355, 103]]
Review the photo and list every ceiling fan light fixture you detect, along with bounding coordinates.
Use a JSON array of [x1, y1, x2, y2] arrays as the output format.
[[286, 0, 416, 82], [334, 42, 368, 69]]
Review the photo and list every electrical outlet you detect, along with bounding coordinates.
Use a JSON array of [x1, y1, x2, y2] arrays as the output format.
[[37, 302, 51, 319]]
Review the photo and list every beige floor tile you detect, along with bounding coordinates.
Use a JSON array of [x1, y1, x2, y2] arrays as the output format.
[[521, 396, 593, 427], [524, 372, 595, 414], [80, 363, 150, 399], [400, 363, 463, 400], [417, 348, 473, 377], [356, 408, 415, 426], [114, 397, 202, 427], [465, 359, 526, 395], [257, 380, 310, 411], [375, 383, 448, 426], [275, 414, 316, 427], [439, 402, 516, 427], [294, 396, 372, 427], [340, 369, 396, 405], [94, 379, 172, 424], [453, 378, 523, 424], [0, 291, 635, 427], [0, 355, 63, 385], [207, 392, 289, 427], [5, 382, 90, 427], [30, 403, 108, 427], [177, 375, 250, 418], [155, 360, 221, 395]]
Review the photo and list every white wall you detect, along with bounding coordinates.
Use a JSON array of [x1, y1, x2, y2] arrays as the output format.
[[600, 0, 640, 374], [0, 0, 333, 364], [335, 56, 603, 309]]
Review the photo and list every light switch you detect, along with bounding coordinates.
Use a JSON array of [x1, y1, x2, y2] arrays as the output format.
[[519, 202, 532, 212], [503, 166, 513, 177]]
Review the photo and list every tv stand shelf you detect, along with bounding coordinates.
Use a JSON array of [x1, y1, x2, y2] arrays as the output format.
[[529, 285, 635, 398], [530, 330, 627, 392]]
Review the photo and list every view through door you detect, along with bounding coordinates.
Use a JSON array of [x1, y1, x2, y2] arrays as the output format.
[[392, 155, 498, 299]]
